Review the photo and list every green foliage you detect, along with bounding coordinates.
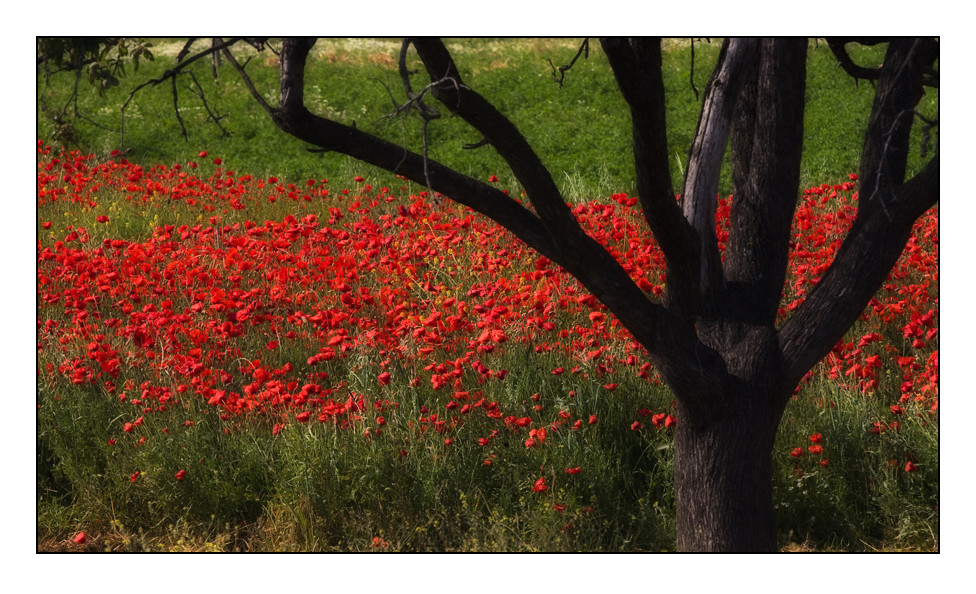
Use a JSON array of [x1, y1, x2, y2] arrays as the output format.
[[36, 38, 937, 202]]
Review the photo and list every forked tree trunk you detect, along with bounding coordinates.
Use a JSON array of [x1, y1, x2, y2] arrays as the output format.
[[668, 321, 789, 552]]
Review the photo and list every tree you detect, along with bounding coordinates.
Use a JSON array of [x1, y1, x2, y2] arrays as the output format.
[[137, 37, 940, 551]]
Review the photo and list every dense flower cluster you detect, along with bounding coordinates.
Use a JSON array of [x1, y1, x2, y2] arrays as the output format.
[[37, 143, 937, 491]]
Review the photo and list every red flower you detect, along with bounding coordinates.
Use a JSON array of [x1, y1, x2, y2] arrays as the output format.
[[175, 469, 187, 480], [808, 444, 824, 455], [905, 461, 918, 472], [664, 414, 676, 428], [565, 467, 581, 475], [42, 221, 52, 229], [96, 215, 109, 223], [890, 405, 905, 415], [73, 532, 87, 544], [790, 447, 804, 458], [488, 174, 499, 182], [532, 477, 548, 492], [378, 371, 391, 385], [296, 411, 311, 423], [130, 471, 139, 483], [809, 433, 822, 444], [588, 415, 598, 425], [630, 421, 642, 431], [198, 150, 208, 158], [123, 422, 134, 433]]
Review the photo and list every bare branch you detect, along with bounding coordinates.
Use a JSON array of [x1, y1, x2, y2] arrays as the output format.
[[547, 38, 589, 87], [858, 38, 939, 218], [187, 70, 230, 138], [120, 37, 243, 146], [683, 38, 761, 303], [219, 41, 274, 116], [176, 38, 197, 63], [171, 75, 187, 141], [601, 37, 700, 317], [826, 38, 882, 84], [409, 38, 585, 258]]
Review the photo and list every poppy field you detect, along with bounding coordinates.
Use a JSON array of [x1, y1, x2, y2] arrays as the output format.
[[36, 142, 938, 551]]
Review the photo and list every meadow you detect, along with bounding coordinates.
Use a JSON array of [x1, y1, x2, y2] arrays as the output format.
[[36, 39, 938, 552]]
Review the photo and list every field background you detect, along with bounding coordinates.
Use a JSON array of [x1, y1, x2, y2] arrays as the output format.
[[36, 38, 939, 553], [38, 38, 937, 202]]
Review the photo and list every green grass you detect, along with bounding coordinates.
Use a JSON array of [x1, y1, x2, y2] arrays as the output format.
[[36, 38, 938, 202]]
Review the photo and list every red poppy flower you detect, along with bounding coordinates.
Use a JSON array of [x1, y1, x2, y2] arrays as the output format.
[[790, 447, 804, 458], [905, 461, 918, 472], [378, 371, 391, 385], [565, 467, 581, 475], [809, 433, 822, 444], [532, 477, 548, 492], [808, 444, 824, 455], [175, 469, 187, 480], [73, 532, 86, 544]]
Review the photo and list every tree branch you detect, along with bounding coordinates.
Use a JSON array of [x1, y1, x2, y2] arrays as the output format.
[[682, 38, 761, 308], [778, 153, 938, 392], [547, 38, 589, 87], [723, 39, 807, 325], [120, 37, 243, 146], [601, 37, 701, 317], [408, 37, 587, 263], [826, 38, 883, 84], [857, 38, 940, 220]]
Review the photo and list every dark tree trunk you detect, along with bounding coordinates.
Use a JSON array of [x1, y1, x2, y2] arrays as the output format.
[[674, 390, 780, 552]]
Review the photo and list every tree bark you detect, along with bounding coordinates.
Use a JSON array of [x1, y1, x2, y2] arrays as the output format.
[[675, 385, 780, 552]]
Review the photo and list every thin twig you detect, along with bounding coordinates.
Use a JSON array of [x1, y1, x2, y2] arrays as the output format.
[[171, 75, 188, 141], [548, 38, 589, 87], [220, 42, 274, 116], [187, 70, 230, 138]]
